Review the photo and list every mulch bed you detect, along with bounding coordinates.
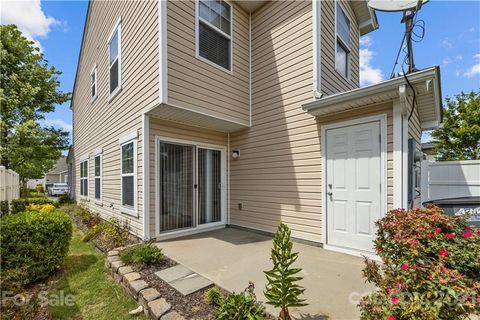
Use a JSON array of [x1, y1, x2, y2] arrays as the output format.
[[133, 259, 220, 320]]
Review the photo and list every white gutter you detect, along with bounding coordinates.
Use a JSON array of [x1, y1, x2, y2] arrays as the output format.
[[248, 12, 252, 127], [142, 114, 150, 240], [303, 66, 441, 114]]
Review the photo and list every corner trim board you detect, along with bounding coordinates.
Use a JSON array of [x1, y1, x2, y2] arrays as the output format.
[[159, 0, 168, 104], [142, 114, 150, 240]]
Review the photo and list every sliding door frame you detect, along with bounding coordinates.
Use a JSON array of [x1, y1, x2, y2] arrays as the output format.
[[155, 136, 227, 239]]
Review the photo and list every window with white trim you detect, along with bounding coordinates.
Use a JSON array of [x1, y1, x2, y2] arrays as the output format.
[[335, 2, 351, 79], [80, 160, 88, 197], [121, 140, 136, 210], [108, 22, 121, 96], [91, 66, 97, 99], [94, 154, 102, 200], [197, 0, 232, 71]]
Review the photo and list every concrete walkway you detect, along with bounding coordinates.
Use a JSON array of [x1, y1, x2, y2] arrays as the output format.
[[155, 227, 375, 320]]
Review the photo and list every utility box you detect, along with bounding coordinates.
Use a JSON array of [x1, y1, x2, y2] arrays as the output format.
[[424, 196, 480, 227]]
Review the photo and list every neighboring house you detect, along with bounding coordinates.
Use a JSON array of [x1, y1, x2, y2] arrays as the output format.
[[422, 142, 437, 161], [45, 157, 68, 188], [71, 0, 442, 256]]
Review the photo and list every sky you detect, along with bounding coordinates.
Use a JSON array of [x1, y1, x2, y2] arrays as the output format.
[[1, 0, 480, 145]]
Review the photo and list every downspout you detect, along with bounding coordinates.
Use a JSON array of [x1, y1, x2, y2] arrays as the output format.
[[142, 114, 150, 240], [249, 12, 252, 127], [227, 133, 231, 225], [313, 0, 322, 99]]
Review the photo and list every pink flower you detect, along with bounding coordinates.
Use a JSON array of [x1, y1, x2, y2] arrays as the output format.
[[462, 231, 473, 238], [391, 297, 399, 305], [427, 274, 433, 280], [454, 214, 462, 219], [434, 227, 442, 233], [427, 232, 434, 238], [387, 316, 397, 320], [476, 297, 480, 303], [376, 246, 382, 253], [445, 233, 455, 239], [408, 239, 419, 245], [439, 249, 449, 257], [400, 263, 409, 271]]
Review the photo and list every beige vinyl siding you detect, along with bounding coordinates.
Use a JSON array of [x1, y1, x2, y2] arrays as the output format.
[[230, 0, 322, 242], [321, 0, 360, 95], [229, 0, 392, 243], [148, 117, 228, 237], [72, 0, 159, 236], [167, 0, 250, 126]]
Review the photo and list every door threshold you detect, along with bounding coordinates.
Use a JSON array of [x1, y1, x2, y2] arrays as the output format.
[[323, 244, 380, 261], [155, 223, 226, 241]]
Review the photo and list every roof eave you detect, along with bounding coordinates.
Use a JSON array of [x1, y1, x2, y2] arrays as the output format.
[[303, 67, 442, 128]]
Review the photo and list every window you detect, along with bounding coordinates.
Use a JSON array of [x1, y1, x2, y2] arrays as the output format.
[[80, 160, 88, 197], [94, 154, 102, 200], [108, 21, 121, 97], [197, 0, 232, 71], [335, 2, 350, 79], [91, 66, 97, 100], [121, 140, 136, 212]]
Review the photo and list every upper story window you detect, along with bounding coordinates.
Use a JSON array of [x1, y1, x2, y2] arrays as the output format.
[[335, 2, 351, 79], [197, 0, 232, 71], [91, 66, 97, 100], [108, 20, 121, 98]]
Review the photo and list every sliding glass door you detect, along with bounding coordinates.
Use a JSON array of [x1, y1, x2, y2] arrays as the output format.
[[198, 148, 222, 225], [158, 142, 194, 232], [158, 140, 224, 234]]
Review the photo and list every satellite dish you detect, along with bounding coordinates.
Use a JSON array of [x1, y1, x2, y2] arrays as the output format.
[[368, 0, 429, 12]]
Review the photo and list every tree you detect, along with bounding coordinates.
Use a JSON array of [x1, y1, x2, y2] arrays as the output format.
[[431, 91, 480, 160], [264, 223, 307, 320], [0, 25, 70, 175], [3, 120, 68, 184]]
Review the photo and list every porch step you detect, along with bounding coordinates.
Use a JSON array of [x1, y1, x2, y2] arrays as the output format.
[[155, 265, 213, 296]]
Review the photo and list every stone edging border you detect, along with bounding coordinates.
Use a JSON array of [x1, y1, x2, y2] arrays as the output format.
[[105, 248, 185, 320]]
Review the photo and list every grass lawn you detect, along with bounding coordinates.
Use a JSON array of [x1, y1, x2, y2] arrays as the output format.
[[48, 225, 146, 320]]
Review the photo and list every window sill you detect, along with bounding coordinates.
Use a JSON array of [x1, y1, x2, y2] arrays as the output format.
[[195, 54, 232, 75], [108, 86, 122, 103], [91, 95, 97, 104], [94, 199, 103, 206], [120, 206, 137, 217]]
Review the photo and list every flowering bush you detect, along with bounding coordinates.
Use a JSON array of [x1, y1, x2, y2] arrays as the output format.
[[359, 206, 480, 320], [27, 203, 56, 214]]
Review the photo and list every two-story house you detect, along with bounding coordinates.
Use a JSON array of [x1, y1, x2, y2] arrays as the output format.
[[70, 0, 442, 256]]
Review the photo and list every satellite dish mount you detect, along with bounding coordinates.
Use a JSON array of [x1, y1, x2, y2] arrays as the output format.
[[368, 0, 429, 74]]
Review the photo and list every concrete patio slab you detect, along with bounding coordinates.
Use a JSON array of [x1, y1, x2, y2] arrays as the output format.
[[155, 227, 375, 320]]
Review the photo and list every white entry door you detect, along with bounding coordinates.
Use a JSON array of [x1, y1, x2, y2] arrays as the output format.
[[326, 120, 382, 252]]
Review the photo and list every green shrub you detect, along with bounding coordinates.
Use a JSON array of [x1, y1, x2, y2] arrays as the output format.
[[10, 198, 57, 214], [0, 200, 9, 217], [215, 282, 266, 320], [0, 210, 72, 288], [264, 223, 307, 320], [100, 218, 130, 250], [120, 243, 163, 266], [58, 193, 74, 205], [359, 206, 480, 320], [205, 287, 223, 306], [35, 184, 44, 193], [29, 191, 46, 198]]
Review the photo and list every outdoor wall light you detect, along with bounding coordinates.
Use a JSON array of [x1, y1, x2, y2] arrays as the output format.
[[232, 150, 240, 159]]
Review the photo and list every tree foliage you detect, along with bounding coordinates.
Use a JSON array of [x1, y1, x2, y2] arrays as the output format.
[[0, 24, 70, 177], [3, 120, 68, 181], [264, 223, 307, 320], [431, 91, 480, 160]]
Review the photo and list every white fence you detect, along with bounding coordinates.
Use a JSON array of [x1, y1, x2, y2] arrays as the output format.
[[0, 166, 20, 202], [421, 160, 480, 204]]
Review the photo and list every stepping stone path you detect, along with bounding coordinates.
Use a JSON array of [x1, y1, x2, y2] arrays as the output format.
[[155, 265, 213, 296], [106, 249, 186, 320]]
